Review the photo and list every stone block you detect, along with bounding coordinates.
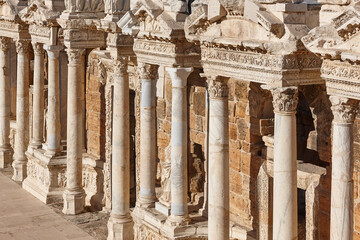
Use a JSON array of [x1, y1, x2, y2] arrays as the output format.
[[0, 149, 12, 168], [107, 218, 134, 240], [208, 0, 226, 23], [12, 161, 27, 182], [62, 189, 86, 215], [155, 202, 171, 216]]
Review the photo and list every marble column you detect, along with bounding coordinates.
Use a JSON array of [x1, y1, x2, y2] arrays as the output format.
[[107, 58, 133, 240], [137, 62, 159, 208], [207, 77, 229, 240], [30, 43, 44, 149], [329, 96, 358, 240], [0, 37, 11, 168], [12, 40, 30, 182], [63, 49, 86, 215], [44, 45, 63, 156], [166, 67, 193, 225], [270, 87, 298, 240]]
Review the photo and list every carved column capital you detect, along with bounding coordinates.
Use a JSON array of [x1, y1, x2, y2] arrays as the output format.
[[330, 96, 359, 124], [207, 76, 228, 99], [32, 42, 44, 56], [0, 37, 10, 52], [44, 45, 63, 59], [15, 40, 30, 55], [270, 87, 298, 113], [114, 57, 128, 76], [66, 48, 85, 65], [137, 62, 158, 80]]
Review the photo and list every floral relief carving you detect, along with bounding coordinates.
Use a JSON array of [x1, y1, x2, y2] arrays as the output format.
[[137, 62, 159, 80], [15, 40, 30, 55], [207, 77, 229, 99], [0, 37, 10, 52], [271, 87, 299, 113], [32, 42, 44, 55], [66, 48, 85, 65], [330, 96, 359, 124]]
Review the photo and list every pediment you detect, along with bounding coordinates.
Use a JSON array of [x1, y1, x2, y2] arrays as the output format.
[[0, 0, 21, 22], [19, 1, 60, 26]]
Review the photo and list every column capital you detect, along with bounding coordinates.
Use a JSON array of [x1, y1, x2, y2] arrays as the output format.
[[207, 76, 228, 99], [15, 40, 30, 55], [66, 48, 85, 65], [166, 67, 193, 88], [0, 37, 10, 52], [137, 62, 158, 80], [114, 57, 128, 76], [270, 87, 298, 114], [44, 45, 63, 59], [32, 42, 44, 56], [330, 96, 359, 124]]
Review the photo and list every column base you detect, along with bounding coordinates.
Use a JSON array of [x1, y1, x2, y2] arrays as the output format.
[[62, 188, 86, 215], [165, 214, 191, 227], [12, 160, 27, 182], [136, 195, 157, 208], [0, 148, 12, 168], [107, 215, 134, 240]]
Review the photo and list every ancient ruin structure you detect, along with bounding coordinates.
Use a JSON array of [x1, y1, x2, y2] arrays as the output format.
[[2, 0, 360, 239]]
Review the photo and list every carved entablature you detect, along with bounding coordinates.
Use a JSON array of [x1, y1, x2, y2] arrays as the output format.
[[19, 2, 60, 26], [330, 95, 359, 124]]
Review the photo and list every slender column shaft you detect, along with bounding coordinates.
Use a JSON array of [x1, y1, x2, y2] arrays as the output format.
[[166, 67, 193, 224], [44, 45, 62, 156], [271, 87, 298, 240], [329, 96, 358, 240], [0, 37, 11, 168], [31, 43, 44, 148], [208, 77, 229, 240], [137, 63, 158, 208], [62, 49, 86, 215], [12, 40, 30, 182]]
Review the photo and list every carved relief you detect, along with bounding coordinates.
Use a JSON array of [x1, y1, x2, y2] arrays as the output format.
[[207, 76, 229, 99], [15, 40, 30, 55], [104, 0, 129, 15], [114, 57, 129, 76], [137, 62, 159, 80], [159, 144, 171, 206], [330, 96, 359, 124], [270, 87, 299, 113], [0, 37, 10, 52]]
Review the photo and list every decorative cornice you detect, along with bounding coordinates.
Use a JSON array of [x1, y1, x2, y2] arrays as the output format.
[[0, 37, 10, 52], [330, 96, 359, 124], [15, 40, 30, 55], [207, 76, 229, 99], [66, 48, 85, 65], [32, 42, 44, 56], [271, 87, 298, 113], [137, 62, 158, 80]]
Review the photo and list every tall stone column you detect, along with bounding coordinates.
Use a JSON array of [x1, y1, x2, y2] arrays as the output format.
[[107, 58, 133, 240], [137, 62, 158, 208], [44, 45, 63, 156], [207, 77, 229, 240], [0, 37, 11, 168], [30, 43, 44, 149], [329, 96, 358, 240], [270, 87, 298, 240], [12, 40, 30, 182], [166, 67, 193, 225], [63, 48, 86, 215]]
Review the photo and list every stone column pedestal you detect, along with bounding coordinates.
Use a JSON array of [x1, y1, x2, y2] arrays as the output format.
[[137, 63, 159, 208], [0, 37, 12, 168], [62, 49, 86, 215], [12, 40, 30, 182], [329, 96, 358, 240], [270, 87, 298, 240], [166, 67, 193, 226], [207, 77, 229, 240]]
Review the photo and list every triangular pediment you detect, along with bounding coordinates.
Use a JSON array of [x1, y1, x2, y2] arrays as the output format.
[[19, 1, 60, 26], [0, 0, 21, 21]]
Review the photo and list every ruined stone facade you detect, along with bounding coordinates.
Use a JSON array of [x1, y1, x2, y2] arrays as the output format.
[[2, 0, 360, 239]]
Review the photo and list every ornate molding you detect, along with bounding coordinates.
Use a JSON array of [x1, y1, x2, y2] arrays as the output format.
[[32, 42, 44, 56], [271, 87, 298, 113], [66, 48, 85, 65], [0, 37, 10, 52], [207, 76, 229, 99], [137, 63, 158, 80], [15, 40, 30, 55], [330, 96, 359, 124]]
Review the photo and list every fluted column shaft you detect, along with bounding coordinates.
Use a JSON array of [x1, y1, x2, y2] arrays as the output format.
[[137, 63, 158, 208], [12, 40, 30, 182], [208, 77, 229, 240], [31, 43, 45, 148], [63, 48, 86, 215], [44, 45, 63, 156], [166, 67, 193, 225], [329, 96, 358, 240], [271, 87, 298, 240], [0, 37, 11, 168]]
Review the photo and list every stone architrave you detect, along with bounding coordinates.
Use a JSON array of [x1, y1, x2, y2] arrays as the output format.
[[107, 58, 134, 240], [0, 37, 11, 168], [63, 48, 86, 215], [329, 96, 358, 240], [12, 40, 30, 182], [207, 76, 229, 240], [270, 87, 298, 240], [137, 62, 159, 208]]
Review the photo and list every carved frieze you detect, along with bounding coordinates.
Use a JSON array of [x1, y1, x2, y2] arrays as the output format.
[[330, 96, 359, 124], [270, 87, 299, 113]]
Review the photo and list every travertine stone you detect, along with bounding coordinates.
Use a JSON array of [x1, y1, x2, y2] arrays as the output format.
[[63, 48, 86, 215], [108, 58, 133, 239], [12, 40, 30, 182], [137, 62, 159, 208], [207, 76, 229, 240], [329, 96, 358, 240], [30, 43, 44, 149], [166, 67, 193, 226], [44, 45, 63, 156], [270, 87, 298, 240], [0, 37, 11, 168]]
